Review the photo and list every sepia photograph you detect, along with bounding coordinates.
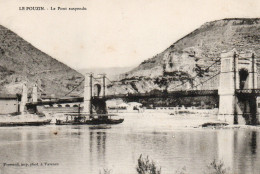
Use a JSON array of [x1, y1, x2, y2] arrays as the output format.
[[0, 0, 260, 173]]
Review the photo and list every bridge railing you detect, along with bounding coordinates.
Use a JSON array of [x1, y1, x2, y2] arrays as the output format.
[[236, 89, 260, 94], [28, 89, 219, 106], [102, 89, 218, 99]]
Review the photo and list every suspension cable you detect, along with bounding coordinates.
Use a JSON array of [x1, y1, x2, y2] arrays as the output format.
[[105, 77, 113, 84], [64, 78, 85, 97], [171, 58, 221, 90], [193, 72, 221, 89]]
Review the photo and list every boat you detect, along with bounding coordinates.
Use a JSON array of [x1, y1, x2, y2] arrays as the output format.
[[0, 119, 52, 127], [55, 117, 124, 125], [89, 125, 112, 129], [55, 114, 124, 125], [85, 118, 124, 125]]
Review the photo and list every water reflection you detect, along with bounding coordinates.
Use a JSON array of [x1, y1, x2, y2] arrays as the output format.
[[217, 130, 260, 174], [250, 131, 257, 155], [0, 115, 259, 174], [218, 130, 234, 172]]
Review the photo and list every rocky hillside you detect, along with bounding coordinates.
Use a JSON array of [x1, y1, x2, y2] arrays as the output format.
[[78, 66, 134, 81], [109, 18, 260, 95], [0, 25, 83, 97]]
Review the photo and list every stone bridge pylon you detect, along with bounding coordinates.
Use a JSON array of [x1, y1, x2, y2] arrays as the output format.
[[218, 49, 259, 125], [83, 73, 107, 115]]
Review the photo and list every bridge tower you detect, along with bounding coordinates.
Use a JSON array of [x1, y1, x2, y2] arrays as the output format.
[[32, 84, 38, 103], [83, 73, 93, 114], [100, 74, 106, 97], [218, 49, 258, 124], [20, 82, 28, 114], [83, 73, 107, 115]]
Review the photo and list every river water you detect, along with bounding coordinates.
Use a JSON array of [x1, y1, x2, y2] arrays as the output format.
[[0, 113, 259, 174]]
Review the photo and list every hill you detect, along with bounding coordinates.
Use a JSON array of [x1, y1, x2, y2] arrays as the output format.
[[0, 25, 84, 97], [78, 67, 134, 81], [108, 18, 260, 94]]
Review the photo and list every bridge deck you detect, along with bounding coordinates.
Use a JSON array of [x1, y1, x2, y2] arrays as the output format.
[[236, 89, 260, 97], [102, 90, 218, 100], [26, 89, 260, 106], [26, 97, 83, 106], [27, 90, 218, 106]]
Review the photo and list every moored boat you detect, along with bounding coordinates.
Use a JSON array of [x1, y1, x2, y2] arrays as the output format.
[[55, 113, 124, 125], [56, 118, 124, 125], [0, 119, 52, 127], [85, 118, 124, 125]]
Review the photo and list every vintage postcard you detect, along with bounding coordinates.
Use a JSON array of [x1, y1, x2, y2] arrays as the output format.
[[0, 0, 259, 174]]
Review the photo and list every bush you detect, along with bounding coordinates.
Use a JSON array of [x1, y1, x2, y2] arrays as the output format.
[[136, 155, 161, 174], [204, 159, 229, 174], [99, 168, 111, 174]]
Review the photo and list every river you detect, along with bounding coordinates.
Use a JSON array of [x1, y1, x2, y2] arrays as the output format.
[[0, 113, 259, 174]]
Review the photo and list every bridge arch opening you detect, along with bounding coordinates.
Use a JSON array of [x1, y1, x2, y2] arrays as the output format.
[[239, 69, 249, 90], [93, 84, 101, 97]]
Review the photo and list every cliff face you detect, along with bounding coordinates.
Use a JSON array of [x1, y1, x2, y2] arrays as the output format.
[[108, 18, 260, 95], [0, 25, 83, 97]]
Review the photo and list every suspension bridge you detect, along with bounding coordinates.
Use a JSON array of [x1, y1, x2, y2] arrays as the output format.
[[23, 49, 260, 125]]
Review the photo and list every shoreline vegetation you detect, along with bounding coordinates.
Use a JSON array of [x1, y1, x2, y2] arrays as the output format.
[[99, 154, 230, 174]]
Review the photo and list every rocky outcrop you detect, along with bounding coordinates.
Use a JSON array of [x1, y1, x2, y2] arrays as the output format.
[[108, 18, 260, 94]]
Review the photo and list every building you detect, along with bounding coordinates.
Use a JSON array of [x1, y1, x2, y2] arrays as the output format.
[[0, 94, 20, 115]]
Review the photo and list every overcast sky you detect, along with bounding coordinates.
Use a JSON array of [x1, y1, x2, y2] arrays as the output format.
[[0, 0, 259, 69]]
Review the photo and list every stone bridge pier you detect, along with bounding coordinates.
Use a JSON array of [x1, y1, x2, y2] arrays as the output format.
[[218, 49, 259, 125]]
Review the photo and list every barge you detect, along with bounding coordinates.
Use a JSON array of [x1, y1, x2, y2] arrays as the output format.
[[55, 113, 124, 125]]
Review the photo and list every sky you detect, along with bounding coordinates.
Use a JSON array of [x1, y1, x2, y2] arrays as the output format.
[[0, 0, 260, 70]]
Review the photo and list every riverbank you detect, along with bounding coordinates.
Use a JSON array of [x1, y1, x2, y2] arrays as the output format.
[[116, 112, 260, 131], [0, 113, 48, 122]]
